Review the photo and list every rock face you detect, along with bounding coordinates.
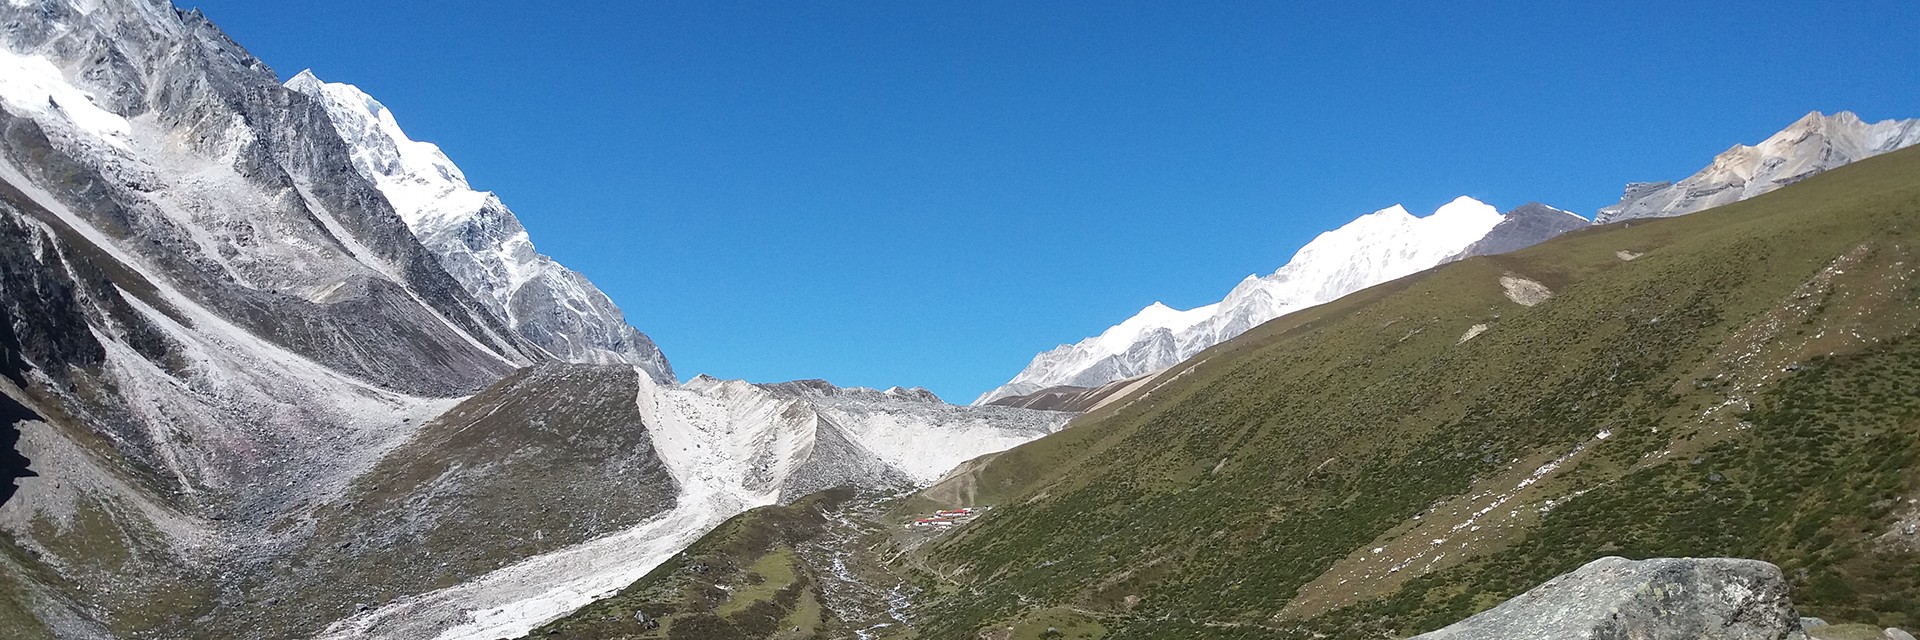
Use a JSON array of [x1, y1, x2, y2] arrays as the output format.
[[284, 71, 674, 382], [1596, 111, 1920, 224], [1412, 557, 1808, 640], [0, 0, 542, 398]]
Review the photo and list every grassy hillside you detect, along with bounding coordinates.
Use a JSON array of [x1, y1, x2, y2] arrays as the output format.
[[526, 489, 857, 640], [902, 145, 1920, 639], [527, 146, 1920, 640]]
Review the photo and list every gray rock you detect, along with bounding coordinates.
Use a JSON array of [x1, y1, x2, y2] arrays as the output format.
[[1410, 557, 1808, 640], [1454, 202, 1591, 259], [1886, 628, 1916, 640], [1801, 617, 1829, 628]]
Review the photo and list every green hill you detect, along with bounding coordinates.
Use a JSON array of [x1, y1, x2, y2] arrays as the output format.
[[912, 144, 1920, 639]]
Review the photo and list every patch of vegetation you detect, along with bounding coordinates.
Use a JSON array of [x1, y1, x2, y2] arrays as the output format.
[[227, 365, 681, 639], [1003, 607, 1107, 639], [525, 489, 856, 639], [715, 547, 801, 617], [0, 558, 58, 640]]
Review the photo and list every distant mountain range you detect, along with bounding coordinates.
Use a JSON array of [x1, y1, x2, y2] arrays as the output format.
[[976, 110, 1920, 405]]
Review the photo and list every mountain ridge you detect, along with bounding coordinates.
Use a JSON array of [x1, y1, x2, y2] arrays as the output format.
[[284, 70, 675, 383]]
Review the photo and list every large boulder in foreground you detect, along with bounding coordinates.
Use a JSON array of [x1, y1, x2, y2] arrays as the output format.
[[1411, 557, 1808, 640]]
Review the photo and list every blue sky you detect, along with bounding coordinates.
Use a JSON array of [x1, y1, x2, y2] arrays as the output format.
[[189, 1, 1920, 401]]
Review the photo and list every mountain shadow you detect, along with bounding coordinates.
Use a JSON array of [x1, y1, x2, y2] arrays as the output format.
[[0, 308, 37, 509]]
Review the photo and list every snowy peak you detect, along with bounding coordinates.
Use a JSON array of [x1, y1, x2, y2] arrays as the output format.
[[1091, 301, 1218, 357], [285, 70, 486, 233], [974, 197, 1502, 405], [1289, 198, 1499, 263], [287, 70, 675, 381], [1267, 197, 1501, 295], [1596, 111, 1920, 223]]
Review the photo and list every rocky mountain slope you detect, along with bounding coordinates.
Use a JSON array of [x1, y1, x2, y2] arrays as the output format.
[[1451, 202, 1590, 260], [0, 2, 1070, 638], [1597, 111, 1920, 223], [284, 71, 673, 381], [708, 145, 1920, 639]]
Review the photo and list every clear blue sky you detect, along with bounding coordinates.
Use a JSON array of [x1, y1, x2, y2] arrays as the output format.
[[187, 1, 1920, 402]]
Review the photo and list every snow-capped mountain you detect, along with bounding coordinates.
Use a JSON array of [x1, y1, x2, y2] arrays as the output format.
[[285, 71, 673, 382], [0, 1, 541, 398], [1596, 111, 1920, 223], [976, 197, 1504, 405], [0, 2, 1070, 638]]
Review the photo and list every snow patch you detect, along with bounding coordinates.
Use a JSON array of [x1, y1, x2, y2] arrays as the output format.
[[0, 47, 131, 149]]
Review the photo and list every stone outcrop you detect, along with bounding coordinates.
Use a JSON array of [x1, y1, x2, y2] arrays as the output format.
[[1412, 557, 1808, 640]]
